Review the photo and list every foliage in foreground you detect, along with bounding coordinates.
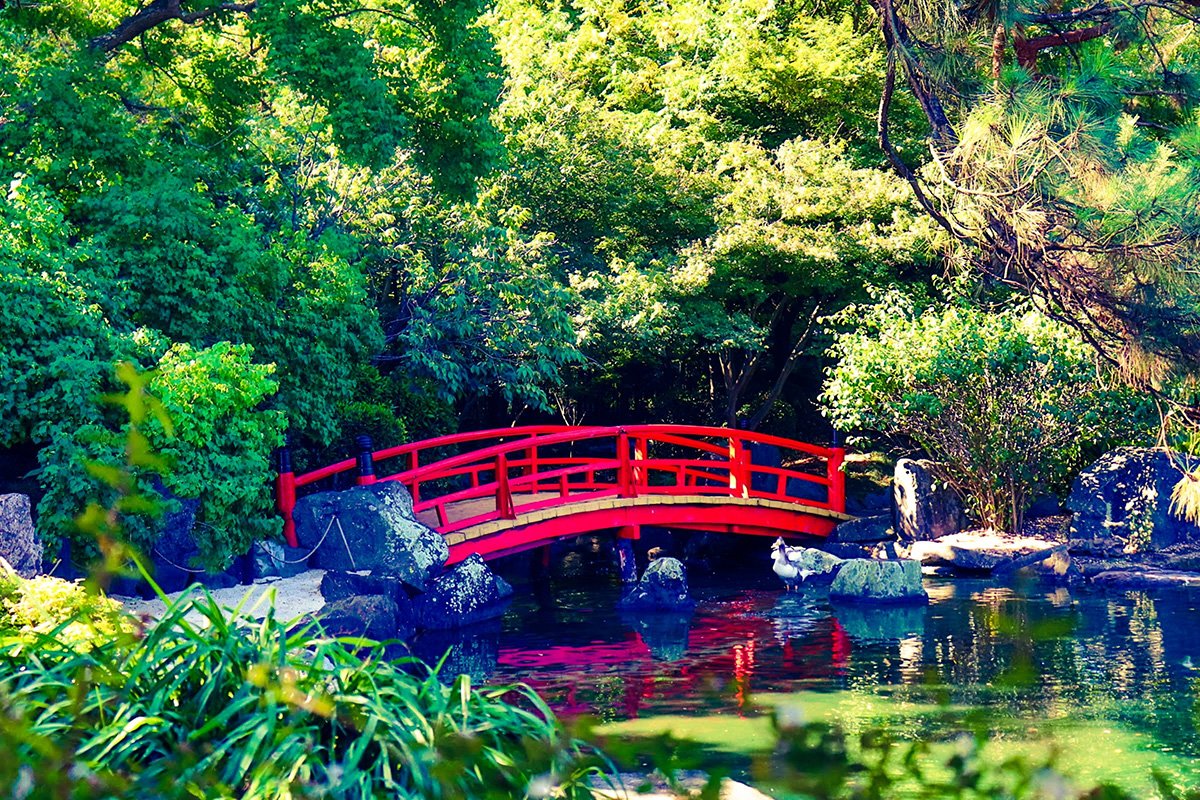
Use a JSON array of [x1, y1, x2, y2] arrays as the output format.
[[0, 574, 1188, 799], [0, 589, 604, 800], [823, 294, 1154, 531]]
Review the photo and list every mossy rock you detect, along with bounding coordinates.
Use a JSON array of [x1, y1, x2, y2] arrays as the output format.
[[829, 559, 927, 604]]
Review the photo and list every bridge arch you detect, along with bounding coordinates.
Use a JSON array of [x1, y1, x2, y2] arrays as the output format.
[[276, 424, 850, 562]]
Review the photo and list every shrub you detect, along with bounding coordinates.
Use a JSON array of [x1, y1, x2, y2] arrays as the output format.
[[0, 569, 131, 651], [822, 294, 1154, 531], [36, 343, 286, 571]]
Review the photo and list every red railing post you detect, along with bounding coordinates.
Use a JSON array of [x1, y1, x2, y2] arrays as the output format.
[[355, 435, 378, 486], [496, 451, 515, 519], [409, 450, 420, 503], [633, 436, 647, 489], [275, 444, 298, 548], [617, 430, 635, 497], [729, 435, 748, 498], [827, 445, 846, 512], [527, 444, 539, 492]]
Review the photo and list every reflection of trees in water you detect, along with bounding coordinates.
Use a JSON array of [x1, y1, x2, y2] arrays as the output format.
[[844, 583, 1200, 756]]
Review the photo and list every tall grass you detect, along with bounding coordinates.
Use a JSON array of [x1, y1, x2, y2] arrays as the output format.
[[0, 589, 606, 799]]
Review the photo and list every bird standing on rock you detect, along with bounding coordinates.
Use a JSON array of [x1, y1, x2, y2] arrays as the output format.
[[772, 537, 814, 592]]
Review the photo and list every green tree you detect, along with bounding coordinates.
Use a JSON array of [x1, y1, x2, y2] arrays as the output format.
[[823, 294, 1155, 531], [0, 0, 516, 560], [489, 0, 932, 428], [868, 0, 1200, 434]]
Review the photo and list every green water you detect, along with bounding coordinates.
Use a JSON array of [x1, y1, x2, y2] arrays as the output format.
[[469, 571, 1200, 795]]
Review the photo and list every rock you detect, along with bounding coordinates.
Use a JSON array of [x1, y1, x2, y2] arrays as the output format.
[[320, 570, 415, 625], [193, 569, 241, 590], [0, 494, 40, 578], [907, 531, 1062, 573], [618, 557, 696, 612], [1089, 569, 1200, 589], [250, 540, 310, 580], [1067, 448, 1200, 552], [992, 543, 1080, 583], [1164, 553, 1200, 573], [893, 459, 967, 541], [1074, 557, 1141, 578], [316, 594, 411, 640], [829, 514, 894, 544], [294, 482, 449, 591], [829, 558, 927, 604], [140, 487, 208, 593], [413, 554, 514, 630], [785, 476, 827, 503]]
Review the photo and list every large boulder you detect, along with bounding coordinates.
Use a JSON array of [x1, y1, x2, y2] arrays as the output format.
[[906, 531, 1061, 573], [618, 556, 696, 612], [1067, 448, 1200, 552], [829, 558, 927, 604], [294, 482, 448, 590], [143, 493, 237, 593], [315, 594, 412, 641], [893, 459, 966, 541], [0, 494, 40, 578], [413, 554, 514, 630], [320, 570, 417, 633]]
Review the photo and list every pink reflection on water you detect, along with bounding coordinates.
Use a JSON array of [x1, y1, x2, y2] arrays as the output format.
[[495, 609, 852, 720]]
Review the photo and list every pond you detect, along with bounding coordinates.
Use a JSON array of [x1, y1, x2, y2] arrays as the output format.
[[425, 554, 1200, 796]]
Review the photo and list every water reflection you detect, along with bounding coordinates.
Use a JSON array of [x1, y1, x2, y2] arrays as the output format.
[[831, 601, 924, 643], [619, 612, 692, 662], [465, 576, 1200, 788]]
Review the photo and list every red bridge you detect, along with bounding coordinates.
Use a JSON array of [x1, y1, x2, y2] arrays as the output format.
[[276, 425, 850, 564]]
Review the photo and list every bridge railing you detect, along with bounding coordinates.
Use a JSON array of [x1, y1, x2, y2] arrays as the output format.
[[275, 425, 845, 546]]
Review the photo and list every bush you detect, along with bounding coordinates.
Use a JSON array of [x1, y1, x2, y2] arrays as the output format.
[[0, 569, 131, 651], [36, 343, 287, 571], [822, 294, 1154, 531]]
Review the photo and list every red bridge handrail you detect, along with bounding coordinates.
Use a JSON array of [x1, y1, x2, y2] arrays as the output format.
[[275, 424, 845, 548]]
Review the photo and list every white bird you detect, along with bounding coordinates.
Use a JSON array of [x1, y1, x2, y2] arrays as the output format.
[[772, 537, 815, 592]]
